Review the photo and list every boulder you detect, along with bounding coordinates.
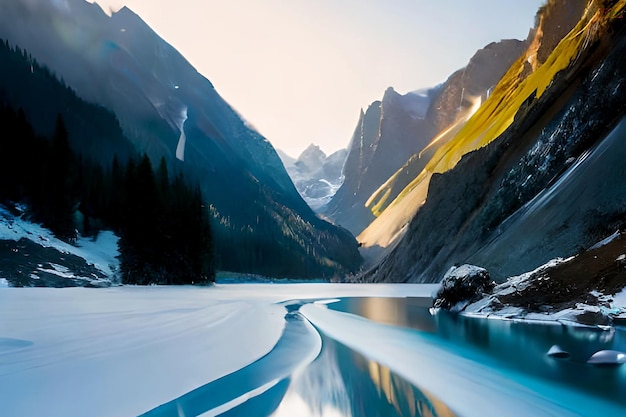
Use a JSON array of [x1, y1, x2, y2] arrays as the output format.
[[547, 344, 570, 359], [587, 350, 626, 366], [434, 265, 495, 312]]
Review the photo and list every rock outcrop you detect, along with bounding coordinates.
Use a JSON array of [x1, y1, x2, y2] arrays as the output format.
[[434, 265, 494, 312]]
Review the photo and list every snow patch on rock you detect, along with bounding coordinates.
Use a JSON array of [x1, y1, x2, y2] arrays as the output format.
[[0, 205, 120, 285], [463, 255, 626, 328]]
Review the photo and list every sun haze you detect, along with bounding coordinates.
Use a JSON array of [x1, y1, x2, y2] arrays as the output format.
[[89, 0, 544, 157]]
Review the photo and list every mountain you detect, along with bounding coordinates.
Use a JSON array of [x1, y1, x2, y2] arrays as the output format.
[[0, 0, 361, 278], [325, 39, 527, 237], [280, 145, 348, 211], [0, 41, 135, 163], [323, 88, 437, 235], [357, 40, 528, 264], [367, 0, 626, 283]]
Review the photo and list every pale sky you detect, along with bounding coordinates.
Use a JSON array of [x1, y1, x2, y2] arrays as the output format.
[[90, 0, 545, 157]]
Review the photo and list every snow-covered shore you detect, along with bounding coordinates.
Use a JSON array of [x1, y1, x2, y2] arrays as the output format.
[[0, 287, 284, 417], [435, 231, 626, 328], [0, 283, 435, 417], [0, 205, 120, 287]]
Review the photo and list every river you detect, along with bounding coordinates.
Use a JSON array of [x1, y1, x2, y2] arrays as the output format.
[[2, 284, 625, 416], [143, 291, 626, 417]]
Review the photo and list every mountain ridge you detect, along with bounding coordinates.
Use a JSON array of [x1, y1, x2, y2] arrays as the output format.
[[279, 144, 348, 211], [325, 38, 527, 242], [366, 0, 626, 283], [0, 0, 361, 278]]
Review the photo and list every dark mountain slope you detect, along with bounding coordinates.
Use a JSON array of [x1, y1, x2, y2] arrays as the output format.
[[0, 40, 135, 163], [323, 101, 384, 234], [0, 0, 361, 278]]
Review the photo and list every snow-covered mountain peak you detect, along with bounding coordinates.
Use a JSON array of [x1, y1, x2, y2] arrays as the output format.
[[295, 143, 327, 174], [280, 145, 348, 211]]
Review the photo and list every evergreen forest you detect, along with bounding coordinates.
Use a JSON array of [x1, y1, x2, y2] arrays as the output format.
[[0, 41, 215, 285]]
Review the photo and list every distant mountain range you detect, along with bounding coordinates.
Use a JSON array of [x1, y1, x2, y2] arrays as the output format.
[[278, 145, 347, 211], [0, 0, 361, 279]]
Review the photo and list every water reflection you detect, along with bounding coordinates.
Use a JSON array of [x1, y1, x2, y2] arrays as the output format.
[[272, 337, 351, 417], [329, 297, 626, 408], [332, 297, 436, 333], [273, 335, 455, 417], [146, 297, 626, 416], [363, 355, 455, 417]]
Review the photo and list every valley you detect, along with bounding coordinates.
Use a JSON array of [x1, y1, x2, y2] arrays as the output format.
[[1, 1, 626, 416]]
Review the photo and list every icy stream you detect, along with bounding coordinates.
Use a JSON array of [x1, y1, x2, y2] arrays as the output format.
[[1, 284, 625, 416]]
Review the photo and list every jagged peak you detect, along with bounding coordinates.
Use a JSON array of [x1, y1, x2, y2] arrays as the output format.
[[84, 1, 127, 18], [109, 4, 141, 20], [362, 100, 382, 119], [381, 86, 401, 105], [524, 0, 587, 70], [298, 143, 326, 160]]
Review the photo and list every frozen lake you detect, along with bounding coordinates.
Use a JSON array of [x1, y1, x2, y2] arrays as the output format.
[[1, 284, 625, 416]]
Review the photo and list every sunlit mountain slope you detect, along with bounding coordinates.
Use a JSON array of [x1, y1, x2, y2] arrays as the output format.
[[368, 0, 626, 282]]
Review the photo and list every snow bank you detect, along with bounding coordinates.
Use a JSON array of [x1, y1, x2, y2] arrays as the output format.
[[0, 206, 120, 279], [210, 282, 439, 303], [613, 287, 626, 308], [74, 230, 120, 278], [0, 287, 285, 417]]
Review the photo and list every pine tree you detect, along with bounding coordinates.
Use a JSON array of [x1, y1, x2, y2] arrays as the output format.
[[47, 115, 76, 240]]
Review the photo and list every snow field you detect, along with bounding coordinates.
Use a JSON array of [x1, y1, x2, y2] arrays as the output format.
[[0, 287, 285, 417], [0, 282, 437, 416]]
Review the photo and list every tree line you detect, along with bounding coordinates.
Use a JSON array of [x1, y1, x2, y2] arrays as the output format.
[[0, 105, 215, 284]]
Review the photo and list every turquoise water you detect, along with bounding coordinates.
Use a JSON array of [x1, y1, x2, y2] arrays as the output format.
[[142, 296, 626, 416], [328, 297, 626, 415]]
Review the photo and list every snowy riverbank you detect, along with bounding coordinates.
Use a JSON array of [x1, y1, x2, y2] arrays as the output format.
[[0, 284, 436, 417]]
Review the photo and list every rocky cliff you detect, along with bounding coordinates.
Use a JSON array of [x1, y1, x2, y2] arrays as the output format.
[[326, 39, 527, 238], [368, 0, 626, 283]]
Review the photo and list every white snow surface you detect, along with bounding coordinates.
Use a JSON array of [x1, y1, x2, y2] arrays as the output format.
[[0, 206, 120, 280], [175, 106, 188, 161], [613, 287, 626, 308], [443, 264, 488, 280], [0, 283, 433, 417], [0, 287, 284, 417]]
